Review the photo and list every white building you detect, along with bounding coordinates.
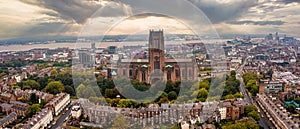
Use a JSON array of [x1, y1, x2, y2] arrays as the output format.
[[71, 105, 82, 119], [218, 107, 227, 120], [46, 93, 70, 116], [23, 108, 53, 129]]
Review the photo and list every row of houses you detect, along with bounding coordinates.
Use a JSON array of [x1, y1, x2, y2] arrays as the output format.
[[45, 93, 70, 116], [0, 112, 17, 128], [0, 90, 70, 128], [0, 100, 29, 117], [81, 98, 247, 128], [23, 108, 53, 129], [14, 89, 54, 102], [20, 93, 71, 129]]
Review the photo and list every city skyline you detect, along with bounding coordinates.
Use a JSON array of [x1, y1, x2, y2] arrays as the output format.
[[1, 0, 300, 40]]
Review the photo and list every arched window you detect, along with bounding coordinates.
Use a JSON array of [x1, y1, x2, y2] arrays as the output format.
[[154, 56, 160, 70]]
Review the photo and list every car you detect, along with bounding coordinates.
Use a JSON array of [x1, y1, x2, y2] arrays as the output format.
[[48, 125, 52, 129], [64, 116, 69, 121]]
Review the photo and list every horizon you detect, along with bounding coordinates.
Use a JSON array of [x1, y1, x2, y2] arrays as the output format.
[[1, 0, 300, 41]]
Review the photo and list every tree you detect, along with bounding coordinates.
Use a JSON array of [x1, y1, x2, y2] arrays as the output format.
[[158, 97, 169, 104], [79, 86, 96, 98], [244, 105, 258, 115], [64, 86, 76, 96], [105, 89, 114, 98], [191, 80, 210, 91], [248, 111, 260, 121], [295, 97, 300, 104], [12, 85, 20, 89], [223, 122, 259, 129], [44, 81, 64, 94], [230, 70, 236, 77], [22, 85, 31, 90], [224, 94, 235, 99], [24, 80, 40, 90], [233, 92, 243, 98], [30, 93, 39, 104], [76, 84, 85, 94], [28, 104, 41, 116], [246, 79, 259, 96], [168, 91, 177, 101], [50, 69, 58, 76], [197, 88, 208, 101], [118, 99, 133, 108], [243, 73, 258, 84]]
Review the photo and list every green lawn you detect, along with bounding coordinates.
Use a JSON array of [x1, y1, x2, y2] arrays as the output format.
[[201, 70, 212, 73]]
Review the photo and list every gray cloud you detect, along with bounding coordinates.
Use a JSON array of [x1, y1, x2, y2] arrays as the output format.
[[227, 20, 285, 25], [253, 0, 300, 13], [277, 0, 300, 4], [19, 0, 131, 24], [188, 0, 258, 23], [19, 0, 260, 25], [21, 22, 73, 37]]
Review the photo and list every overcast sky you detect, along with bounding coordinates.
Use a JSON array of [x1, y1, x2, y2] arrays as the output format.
[[1, 0, 300, 39]]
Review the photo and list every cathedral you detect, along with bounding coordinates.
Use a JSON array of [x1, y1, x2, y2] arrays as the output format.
[[117, 30, 198, 84]]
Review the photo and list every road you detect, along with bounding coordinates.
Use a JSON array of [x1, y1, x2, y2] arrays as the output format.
[[51, 109, 71, 129], [236, 56, 270, 129]]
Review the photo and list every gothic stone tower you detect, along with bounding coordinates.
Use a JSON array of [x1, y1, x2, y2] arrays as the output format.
[[148, 30, 165, 83]]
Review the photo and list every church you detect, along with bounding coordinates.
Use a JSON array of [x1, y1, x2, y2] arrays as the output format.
[[116, 30, 198, 84]]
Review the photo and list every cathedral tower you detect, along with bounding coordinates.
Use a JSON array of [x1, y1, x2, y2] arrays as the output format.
[[149, 29, 165, 73]]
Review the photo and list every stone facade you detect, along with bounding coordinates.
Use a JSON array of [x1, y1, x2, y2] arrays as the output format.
[[117, 30, 198, 84]]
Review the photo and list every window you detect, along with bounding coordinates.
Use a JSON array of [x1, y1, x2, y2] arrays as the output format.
[[167, 71, 172, 80], [182, 69, 186, 76], [129, 70, 133, 76], [154, 56, 160, 70], [189, 69, 192, 76], [142, 71, 146, 82], [175, 69, 180, 78], [136, 70, 138, 76], [123, 69, 126, 76]]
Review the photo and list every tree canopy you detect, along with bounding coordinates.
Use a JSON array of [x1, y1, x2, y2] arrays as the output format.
[[44, 81, 64, 94]]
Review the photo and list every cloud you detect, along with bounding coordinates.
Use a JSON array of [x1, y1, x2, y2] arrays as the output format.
[[277, 0, 300, 4], [188, 0, 258, 23], [126, 13, 169, 20], [227, 20, 285, 25], [19, 0, 132, 24]]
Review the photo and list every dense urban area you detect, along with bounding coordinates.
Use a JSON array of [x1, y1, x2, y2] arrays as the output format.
[[0, 31, 300, 129]]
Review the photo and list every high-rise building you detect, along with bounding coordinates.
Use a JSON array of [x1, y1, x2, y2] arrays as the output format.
[[78, 49, 95, 66]]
